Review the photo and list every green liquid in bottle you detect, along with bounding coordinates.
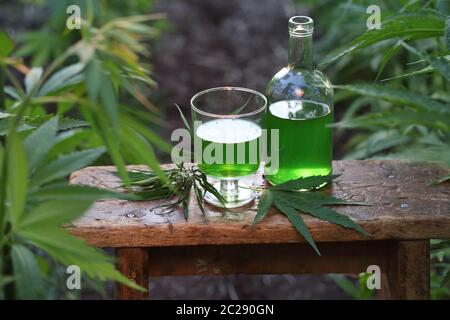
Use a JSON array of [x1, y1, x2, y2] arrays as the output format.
[[265, 100, 332, 185], [196, 119, 261, 178]]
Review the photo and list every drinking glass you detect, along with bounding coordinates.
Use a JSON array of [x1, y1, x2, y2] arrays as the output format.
[[191, 87, 267, 208]]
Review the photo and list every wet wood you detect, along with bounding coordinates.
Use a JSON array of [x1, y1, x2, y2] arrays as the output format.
[[68, 160, 450, 247]]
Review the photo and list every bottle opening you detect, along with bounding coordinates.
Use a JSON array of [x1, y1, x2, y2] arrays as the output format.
[[289, 16, 314, 37]]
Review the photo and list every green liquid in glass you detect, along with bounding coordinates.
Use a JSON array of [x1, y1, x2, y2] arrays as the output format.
[[196, 119, 261, 178], [265, 100, 332, 185]]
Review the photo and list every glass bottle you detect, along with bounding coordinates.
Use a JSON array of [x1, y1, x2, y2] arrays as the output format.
[[264, 16, 334, 185]]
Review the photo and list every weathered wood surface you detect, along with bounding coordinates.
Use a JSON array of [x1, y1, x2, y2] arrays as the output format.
[[145, 240, 429, 299], [116, 248, 149, 300], [68, 160, 450, 247], [386, 240, 430, 299]]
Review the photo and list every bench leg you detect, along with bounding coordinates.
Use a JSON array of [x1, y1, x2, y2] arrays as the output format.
[[386, 240, 430, 299], [116, 248, 149, 300]]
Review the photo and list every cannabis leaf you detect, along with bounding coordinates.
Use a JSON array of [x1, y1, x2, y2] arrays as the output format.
[[274, 196, 321, 255], [445, 16, 450, 51], [401, 41, 450, 82], [443, 270, 450, 287], [271, 174, 340, 191], [321, 12, 446, 65], [253, 191, 273, 225], [116, 163, 226, 219], [174, 103, 193, 136], [231, 93, 253, 115], [254, 175, 370, 255], [431, 174, 450, 186]]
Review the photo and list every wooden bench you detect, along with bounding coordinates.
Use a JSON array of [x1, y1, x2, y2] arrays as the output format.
[[69, 160, 450, 299]]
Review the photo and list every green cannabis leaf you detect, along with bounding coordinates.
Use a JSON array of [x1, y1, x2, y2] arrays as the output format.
[[174, 103, 193, 136], [274, 195, 321, 255], [253, 175, 370, 255], [443, 270, 450, 287], [116, 163, 226, 219], [445, 16, 450, 51], [321, 12, 446, 65], [431, 174, 450, 186]]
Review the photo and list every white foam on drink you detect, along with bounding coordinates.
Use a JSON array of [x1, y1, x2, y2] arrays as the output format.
[[196, 119, 261, 144]]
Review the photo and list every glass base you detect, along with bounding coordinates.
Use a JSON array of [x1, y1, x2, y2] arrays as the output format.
[[204, 181, 255, 208]]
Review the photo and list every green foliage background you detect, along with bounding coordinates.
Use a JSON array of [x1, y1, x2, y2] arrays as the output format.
[[297, 0, 449, 299], [0, 0, 168, 299]]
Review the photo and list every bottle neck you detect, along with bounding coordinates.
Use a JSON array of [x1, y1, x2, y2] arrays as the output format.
[[288, 34, 313, 70]]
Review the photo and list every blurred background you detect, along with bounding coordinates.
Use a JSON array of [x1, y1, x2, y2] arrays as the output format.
[[0, 0, 448, 299], [0, 0, 371, 161]]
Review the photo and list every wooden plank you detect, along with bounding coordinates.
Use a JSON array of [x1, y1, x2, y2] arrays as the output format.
[[146, 241, 392, 276], [68, 160, 450, 247], [116, 248, 149, 300], [385, 240, 430, 299]]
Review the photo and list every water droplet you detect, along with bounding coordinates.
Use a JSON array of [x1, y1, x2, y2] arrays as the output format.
[[400, 203, 408, 209], [124, 211, 146, 218], [388, 175, 396, 179]]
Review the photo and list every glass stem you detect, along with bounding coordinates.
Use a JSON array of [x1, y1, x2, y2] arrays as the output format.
[[220, 179, 239, 203]]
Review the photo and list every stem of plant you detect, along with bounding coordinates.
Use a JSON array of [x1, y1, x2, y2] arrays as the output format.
[[0, 46, 72, 297], [4, 68, 25, 96], [0, 65, 16, 299], [0, 66, 4, 109], [0, 75, 39, 299], [0, 65, 5, 286], [2, 226, 14, 299]]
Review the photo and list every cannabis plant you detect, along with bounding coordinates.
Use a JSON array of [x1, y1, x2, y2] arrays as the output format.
[[0, 7, 168, 299], [320, 3, 449, 166], [15, 0, 164, 67], [309, 0, 449, 297]]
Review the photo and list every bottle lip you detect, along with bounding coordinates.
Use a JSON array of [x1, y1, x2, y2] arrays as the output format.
[[289, 16, 314, 37]]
